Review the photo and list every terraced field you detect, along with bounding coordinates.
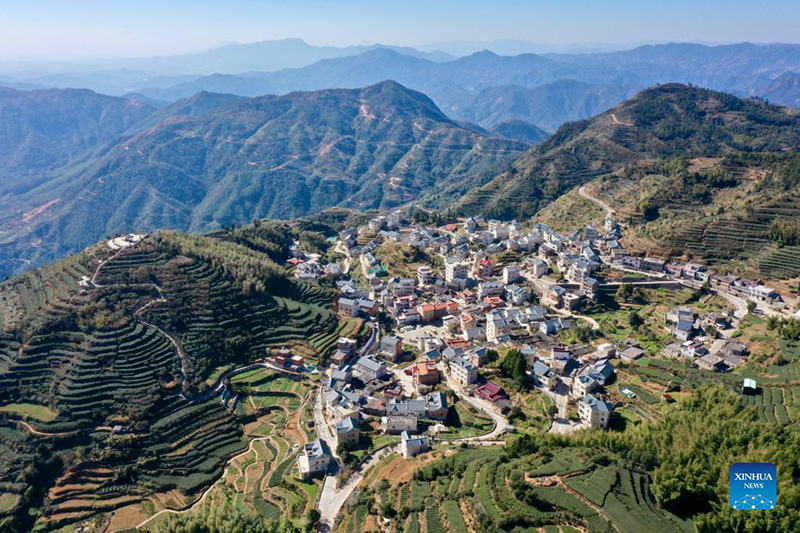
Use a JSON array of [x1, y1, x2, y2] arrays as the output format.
[[741, 386, 800, 427], [362, 446, 689, 533], [0, 223, 339, 529]]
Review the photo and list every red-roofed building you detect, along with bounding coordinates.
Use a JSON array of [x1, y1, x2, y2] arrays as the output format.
[[483, 296, 503, 309], [477, 259, 493, 278], [475, 381, 507, 403]]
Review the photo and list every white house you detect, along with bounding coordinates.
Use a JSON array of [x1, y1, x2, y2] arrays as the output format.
[[572, 375, 598, 398], [502, 266, 520, 284], [297, 439, 331, 478], [401, 430, 429, 458], [445, 257, 470, 283], [449, 356, 478, 385], [356, 356, 388, 381], [579, 394, 613, 429]]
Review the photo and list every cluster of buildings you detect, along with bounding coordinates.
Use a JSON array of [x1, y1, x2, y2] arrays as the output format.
[[287, 241, 342, 280], [661, 306, 749, 371]]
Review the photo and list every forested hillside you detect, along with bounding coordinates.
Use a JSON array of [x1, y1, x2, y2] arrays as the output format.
[[451, 84, 800, 220], [0, 221, 340, 531], [0, 88, 154, 193], [0, 81, 526, 279]]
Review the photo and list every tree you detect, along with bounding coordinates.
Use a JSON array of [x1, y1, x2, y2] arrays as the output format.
[[628, 310, 644, 328], [500, 349, 528, 385], [616, 283, 633, 302]]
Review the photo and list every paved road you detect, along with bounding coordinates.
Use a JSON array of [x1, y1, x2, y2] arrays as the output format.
[[318, 443, 399, 528], [317, 370, 512, 529]]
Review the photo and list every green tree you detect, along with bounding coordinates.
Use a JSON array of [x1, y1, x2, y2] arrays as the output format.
[[500, 349, 528, 385]]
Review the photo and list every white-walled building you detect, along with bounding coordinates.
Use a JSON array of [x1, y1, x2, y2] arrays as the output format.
[[401, 430, 429, 458], [579, 394, 613, 429], [502, 266, 520, 284], [445, 257, 470, 283], [297, 439, 331, 478], [356, 356, 388, 381], [449, 356, 478, 385]]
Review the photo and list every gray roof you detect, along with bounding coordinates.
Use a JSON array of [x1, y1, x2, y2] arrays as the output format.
[[357, 356, 385, 373], [582, 394, 612, 413], [304, 439, 330, 459], [533, 361, 552, 377], [336, 416, 359, 434], [425, 392, 448, 412]]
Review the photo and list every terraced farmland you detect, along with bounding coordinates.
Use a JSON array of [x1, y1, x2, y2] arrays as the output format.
[[741, 386, 800, 427], [0, 222, 339, 529], [366, 445, 689, 533]]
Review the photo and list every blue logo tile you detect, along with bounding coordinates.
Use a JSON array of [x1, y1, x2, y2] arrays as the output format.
[[730, 462, 777, 510]]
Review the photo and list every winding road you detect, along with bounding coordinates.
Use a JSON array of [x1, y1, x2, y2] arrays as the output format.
[[578, 185, 614, 217], [315, 365, 511, 528]]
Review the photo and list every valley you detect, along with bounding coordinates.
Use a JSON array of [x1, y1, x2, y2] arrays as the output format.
[[1, 30, 800, 533]]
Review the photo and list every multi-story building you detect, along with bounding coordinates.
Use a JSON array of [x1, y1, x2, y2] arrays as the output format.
[[356, 356, 388, 381], [417, 266, 433, 286], [297, 439, 331, 478], [401, 430, 429, 458], [388, 277, 415, 297], [445, 256, 470, 283], [449, 356, 478, 385], [579, 394, 613, 429], [335, 416, 360, 448]]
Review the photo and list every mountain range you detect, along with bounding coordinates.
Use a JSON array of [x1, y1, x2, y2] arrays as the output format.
[[0, 81, 527, 278], [2, 42, 798, 134]]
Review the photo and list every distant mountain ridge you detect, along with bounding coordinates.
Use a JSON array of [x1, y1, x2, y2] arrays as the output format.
[[0, 81, 526, 278], [0, 88, 155, 194], [127, 42, 800, 132]]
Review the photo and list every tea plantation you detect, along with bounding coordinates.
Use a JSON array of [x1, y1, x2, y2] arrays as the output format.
[[0, 222, 339, 531]]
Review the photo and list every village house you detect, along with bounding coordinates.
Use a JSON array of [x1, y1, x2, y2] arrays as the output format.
[[401, 430, 429, 458], [297, 439, 331, 478], [505, 285, 529, 306], [413, 361, 442, 389], [380, 336, 404, 359], [530, 258, 548, 278], [356, 356, 388, 381], [572, 375, 598, 398], [449, 356, 479, 385], [337, 297, 359, 317], [445, 256, 470, 283], [335, 416, 360, 448], [579, 394, 614, 429], [417, 265, 434, 286], [425, 391, 449, 420], [532, 361, 557, 389], [619, 345, 645, 362], [332, 337, 358, 365], [696, 353, 725, 372], [502, 265, 521, 284], [384, 415, 418, 434]]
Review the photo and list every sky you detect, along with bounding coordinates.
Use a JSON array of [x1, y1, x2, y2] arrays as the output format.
[[1, 0, 799, 61]]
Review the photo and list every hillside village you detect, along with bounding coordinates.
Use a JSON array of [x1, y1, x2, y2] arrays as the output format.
[[280, 206, 800, 502]]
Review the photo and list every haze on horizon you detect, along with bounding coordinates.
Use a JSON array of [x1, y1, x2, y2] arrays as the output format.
[[1, 0, 799, 62]]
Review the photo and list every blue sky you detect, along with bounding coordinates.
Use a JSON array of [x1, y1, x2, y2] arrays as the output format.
[[1, 0, 798, 60]]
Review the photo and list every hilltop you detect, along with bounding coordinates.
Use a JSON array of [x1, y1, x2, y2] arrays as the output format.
[[0, 220, 347, 530], [0, 81, 526, 279], [452, 84, 800, 222]]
